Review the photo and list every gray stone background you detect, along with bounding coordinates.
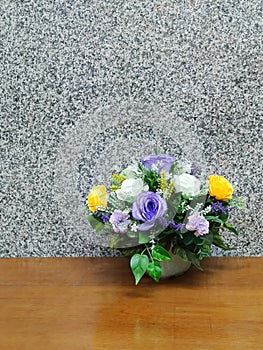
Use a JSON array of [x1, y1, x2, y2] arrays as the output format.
[[0, 0, 262, 257]]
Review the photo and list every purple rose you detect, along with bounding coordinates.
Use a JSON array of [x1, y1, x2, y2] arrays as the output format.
[[141, 154, 175, 173], [109, 210, 130, 234], [132, 192, 168, 231], [186, 215, 209, 237]]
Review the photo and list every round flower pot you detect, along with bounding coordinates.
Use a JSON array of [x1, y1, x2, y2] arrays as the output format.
[[160, 252, 191, 279]]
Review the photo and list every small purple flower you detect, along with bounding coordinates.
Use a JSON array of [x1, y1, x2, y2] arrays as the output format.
[[132, 191, 167, 231], [169, 220, 184, 232], [109, 210, 130, 234], [210, 202, 231, 215], [93, 211, 110, 224], [190, 163, 201, 176], [186, 215, 209, 237], [101, 213, 110, 224], [141, 154, 175, 173]]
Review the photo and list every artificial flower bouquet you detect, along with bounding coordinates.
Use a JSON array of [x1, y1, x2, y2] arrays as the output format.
[[86, 154, 244, 284]]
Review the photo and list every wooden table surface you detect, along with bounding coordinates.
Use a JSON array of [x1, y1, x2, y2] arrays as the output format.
[[0, 257, 262, 350]]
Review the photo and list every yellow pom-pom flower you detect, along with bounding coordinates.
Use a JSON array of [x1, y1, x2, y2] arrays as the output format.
[[87, 185, 108, 212], [208, 175, 233, 201]]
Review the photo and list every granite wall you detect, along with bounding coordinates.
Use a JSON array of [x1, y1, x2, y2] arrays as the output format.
[[1, 0, 262, 257]]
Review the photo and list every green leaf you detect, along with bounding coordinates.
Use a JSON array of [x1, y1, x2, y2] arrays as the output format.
[[86, 214, 100, 227], [213, 234, 233, 251], [223, 223, 239, 235], [152, 245, 172, 261], [205, 216, 224, 224], [202, 233, 213, 245], [186, 250, 203, 271], [209, 222, 221, 235], [138, 232, 150, 244], [172, 246, 188, 261], [86, 215, 105, 234], [130, 254, 149, 285], [173, 246, 203, 271], [193, 236, 204, 246], [182, 232, 195, 245], [170, 161, 178, 175], [147, 262, 162, 282], [219, 212, 229, 223], [198, 246, 211, 260], [119, 246, 143, 257]]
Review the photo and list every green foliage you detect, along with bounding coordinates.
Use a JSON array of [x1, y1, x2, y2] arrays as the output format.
[[205, 216, 224, 225], [147, 262, 162, 282], [130, 254, 149, 285], [172, 246, 188, 260], [182, 232, 195, 245], [169, 162, 178, 175], [212, 233, 233, 251], [209, 221, 221, 235], [86, 215, 105, 234], [202, 233, 213, 246], [140, 167, 159, 192], [223, 223, 238, 235], [152, 245, 172, 261], [186, 250, 204, 270], [119, 246, 144, 257], [219, 212, 229, 223], [173, 246, 203, 271], [197, 244, 211, 260], [228, 196, 246, 209]]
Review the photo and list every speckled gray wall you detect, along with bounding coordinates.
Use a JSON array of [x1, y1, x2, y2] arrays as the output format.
[[0, 0, 262, 257]]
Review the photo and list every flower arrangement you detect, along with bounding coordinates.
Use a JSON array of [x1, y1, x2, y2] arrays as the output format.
[[86, 154, 244, 284]]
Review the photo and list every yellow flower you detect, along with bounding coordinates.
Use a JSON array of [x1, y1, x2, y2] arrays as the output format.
[[208, 175, 233, 201], [87, 185, 108, 212]]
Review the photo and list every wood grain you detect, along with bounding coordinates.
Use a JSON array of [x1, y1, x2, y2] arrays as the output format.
[[0, 257, 262, 350]]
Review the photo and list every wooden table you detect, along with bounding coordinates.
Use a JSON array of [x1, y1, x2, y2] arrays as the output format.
[[0, 257, 262, 349]]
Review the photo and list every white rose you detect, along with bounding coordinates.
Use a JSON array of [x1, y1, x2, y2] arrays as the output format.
[[116, 178, 148, 202], [174, 173, 201, 196], [122, 164, 142, 179], [176, 161, 192, 174]]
